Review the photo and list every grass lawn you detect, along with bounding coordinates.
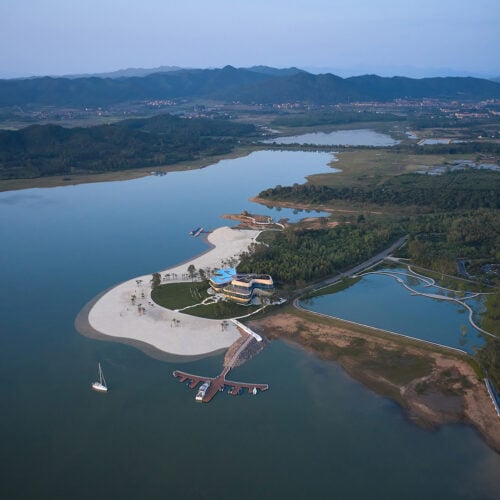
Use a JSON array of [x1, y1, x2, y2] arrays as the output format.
[[185, 301, 261, 320], [151, 281, 210, 310], [152, 280, 262, 319]]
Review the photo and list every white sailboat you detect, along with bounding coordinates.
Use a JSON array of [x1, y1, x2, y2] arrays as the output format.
[[92, 363, 108, 393]]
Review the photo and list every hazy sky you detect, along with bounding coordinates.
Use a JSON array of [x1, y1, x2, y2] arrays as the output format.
[[1, 0, 499, 78]]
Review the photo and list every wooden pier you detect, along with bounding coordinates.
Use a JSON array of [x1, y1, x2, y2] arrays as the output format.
[[173, 322, 268, 402], [172, 367, 268, 403]]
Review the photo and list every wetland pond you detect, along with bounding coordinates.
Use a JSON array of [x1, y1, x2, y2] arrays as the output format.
[[300, 267, 487, 354]]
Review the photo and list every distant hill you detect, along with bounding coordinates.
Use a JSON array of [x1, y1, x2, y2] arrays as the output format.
[[0, 66, 271, 107], [61, 66, 185, 79], [1, 66, 500, 107], [224, 73, 500, 104], [245, 66, 305, 77], [60, 65, 302, 80]]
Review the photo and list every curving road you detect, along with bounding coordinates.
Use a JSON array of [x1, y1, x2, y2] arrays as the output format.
[[292, 236, 407, 301]]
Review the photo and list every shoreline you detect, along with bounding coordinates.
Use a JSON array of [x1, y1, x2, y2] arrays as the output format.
[[76, 226, 261, 358], [248, 309, 500, 453], [0, 146, 257, 193], [75, 286, 226, 364]]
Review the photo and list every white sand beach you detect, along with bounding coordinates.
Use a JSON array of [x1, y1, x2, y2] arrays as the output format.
[[86, 227, 261, 356]]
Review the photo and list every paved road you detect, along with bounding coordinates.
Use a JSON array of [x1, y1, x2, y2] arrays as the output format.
[[292, 236, 407, 302]]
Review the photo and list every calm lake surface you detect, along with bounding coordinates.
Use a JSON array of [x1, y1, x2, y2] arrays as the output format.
[[267, 128, 398, 146], [1, 151, 499, 499], [300, 268, 486, 354]]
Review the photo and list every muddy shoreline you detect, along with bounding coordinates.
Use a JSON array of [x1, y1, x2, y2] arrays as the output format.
[[248, 309, 500, 453]]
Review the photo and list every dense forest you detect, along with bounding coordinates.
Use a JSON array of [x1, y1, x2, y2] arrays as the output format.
[[405, 210, 500, 275], [395, 141, 500, 156], [258, 170, 500, 211], [0, 113, 255, 179], [238, 220, 402, 286]]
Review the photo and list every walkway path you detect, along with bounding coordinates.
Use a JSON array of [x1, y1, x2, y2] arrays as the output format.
[[172, 366, 268, 403], [359, 268, 495, 338], [84, 227, 261, 357], [290, 236, 498, 355]]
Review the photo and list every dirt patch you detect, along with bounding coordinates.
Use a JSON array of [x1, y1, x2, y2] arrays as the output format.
[[297, 217, 340, 230], [248, 310, 500, 453]]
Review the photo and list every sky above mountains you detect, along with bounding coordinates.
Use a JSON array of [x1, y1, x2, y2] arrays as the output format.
[[1, 0, 499, 79]]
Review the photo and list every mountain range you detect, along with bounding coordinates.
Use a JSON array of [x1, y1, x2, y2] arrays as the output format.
[[1, 66, 499, 108]]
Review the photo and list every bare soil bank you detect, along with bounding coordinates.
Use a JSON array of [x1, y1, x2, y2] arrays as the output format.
[[248, 309, 500, 453]]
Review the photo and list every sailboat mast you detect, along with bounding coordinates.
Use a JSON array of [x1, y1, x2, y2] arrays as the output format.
[[99, 363, 106, 387], [92, 362, 108, 392]]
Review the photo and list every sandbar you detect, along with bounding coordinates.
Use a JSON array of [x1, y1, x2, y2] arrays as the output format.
[[79, 226, 261, 357]]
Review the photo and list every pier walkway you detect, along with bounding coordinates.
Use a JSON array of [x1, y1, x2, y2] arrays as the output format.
[[172, 320, 269, 402], [172, 367, 268, 402]]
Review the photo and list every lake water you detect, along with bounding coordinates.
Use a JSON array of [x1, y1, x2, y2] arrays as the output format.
[[418, 138, 455, 145], [300, 268, 486, 354], [266, 128, 398, 146], [1, 151, 499, 499]]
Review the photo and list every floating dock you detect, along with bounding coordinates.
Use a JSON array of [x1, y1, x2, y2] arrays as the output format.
[[173, 322, 268, 403], [173, 367, 268, 403], [189, 227, 204, 237]]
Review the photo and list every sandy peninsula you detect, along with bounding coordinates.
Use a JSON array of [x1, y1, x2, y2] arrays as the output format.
[[78, 227, 261, 357]]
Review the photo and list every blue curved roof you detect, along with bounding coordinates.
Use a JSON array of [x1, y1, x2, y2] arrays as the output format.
[[210, 267, 237, 285]]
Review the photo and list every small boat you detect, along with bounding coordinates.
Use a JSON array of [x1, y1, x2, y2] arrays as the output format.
[[252, 387, 258, 395], [92, 363, 108, 393], [189, 227, 204, 237], [195, 381, 210, 402]]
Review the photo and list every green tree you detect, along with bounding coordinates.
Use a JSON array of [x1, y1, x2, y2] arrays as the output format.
[[151, 272, 161, 291], [187, 264, 197, 281]]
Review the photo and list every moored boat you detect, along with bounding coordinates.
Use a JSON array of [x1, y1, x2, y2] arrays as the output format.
[[195, 381, 210, 401]]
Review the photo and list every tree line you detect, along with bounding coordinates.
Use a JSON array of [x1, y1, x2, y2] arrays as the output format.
[[404, 209, 499, 275], [0, 113, 256, 179], [258, 170, 500, 211], [237, 220, 402, 287]]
